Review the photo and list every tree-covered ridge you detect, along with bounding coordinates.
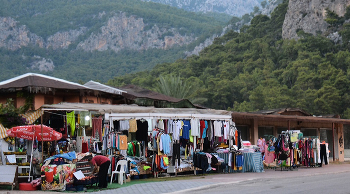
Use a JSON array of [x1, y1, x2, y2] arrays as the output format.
[[107, 0, 350, 118], [0, 0, 226, 38]]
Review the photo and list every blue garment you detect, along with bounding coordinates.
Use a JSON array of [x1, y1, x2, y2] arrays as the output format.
[[44, 151, 76, 162], [202, 121, 208, 139], [161, 134, 171, 155], [160, 157, 168, 169], [181, 120, 191, 140]]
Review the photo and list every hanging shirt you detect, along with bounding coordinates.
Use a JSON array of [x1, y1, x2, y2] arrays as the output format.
[[214, 121, 223, 137], [223, 121, 230, 140], [202, 120, 208, 139], [168, 119, 174, 134], [158, 119, 164, 130], [119, 120, 130, 131], [129, 119, 137, 132], [207, 121, 213, 141], [191, 118, 200, 137], [136, 120, 148, 142], [173, 120, 181, 141], [181, 120, 191, 140]]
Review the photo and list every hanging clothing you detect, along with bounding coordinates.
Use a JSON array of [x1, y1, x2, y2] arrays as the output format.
[[66, 111, 75, 137], [191, 118, 200, 137], [129, 119, 137, 132], [214, 121, 223, 137], [92, 116, 103, 141], [181, 120, 191, 140], [136, 120, 148, 142]]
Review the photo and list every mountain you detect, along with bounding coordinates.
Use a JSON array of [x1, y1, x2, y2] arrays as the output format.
[[141, 0, 265, 17], [107, 0, 350, 118], [0, 0, 230, 82], [282, 0, 350, 39]]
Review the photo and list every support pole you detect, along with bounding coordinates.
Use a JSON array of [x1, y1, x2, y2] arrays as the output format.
[[41, 115, 44, 163], [332, 123, 335, 161]]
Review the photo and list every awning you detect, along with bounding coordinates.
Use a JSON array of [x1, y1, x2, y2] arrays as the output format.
[[21, 108, 43, 124], [0, 108, 44, 139], [0, 123, 8, 139]]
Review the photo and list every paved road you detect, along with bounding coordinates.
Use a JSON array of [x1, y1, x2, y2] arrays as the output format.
[[2, 163, 350, 194], [184, 171, 350, 194]]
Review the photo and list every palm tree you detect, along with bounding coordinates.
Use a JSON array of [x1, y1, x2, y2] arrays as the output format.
[[155, 74, 207, 105]]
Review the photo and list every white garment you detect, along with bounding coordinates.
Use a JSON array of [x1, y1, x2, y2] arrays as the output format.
[[191, 118, 200, 137], [223, 121, 230, 140], [159, 134, 163, 151], [158, 119, 165, 130], [147, 119, 153, 132], [119, 120, 129, 131], [229, 123, 236, 147], [173, 120, 182, 141], [168, 119, 174, 134], [214, 121, 223, 137]]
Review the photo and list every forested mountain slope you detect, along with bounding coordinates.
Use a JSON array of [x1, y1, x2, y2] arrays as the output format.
[[108, 0, 350, 118], [0, 0, 228, 82], [141, 0, 265, 17]]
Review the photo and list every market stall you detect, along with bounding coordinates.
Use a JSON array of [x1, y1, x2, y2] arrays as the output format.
[[262, 131, 329, 170], [5, 125, 62, 183]]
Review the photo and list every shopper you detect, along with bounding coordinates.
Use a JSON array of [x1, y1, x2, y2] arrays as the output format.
[[89, 155, 110, 188]]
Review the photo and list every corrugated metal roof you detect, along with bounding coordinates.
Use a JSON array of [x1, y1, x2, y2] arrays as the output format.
[[84, 81, 126, 95]]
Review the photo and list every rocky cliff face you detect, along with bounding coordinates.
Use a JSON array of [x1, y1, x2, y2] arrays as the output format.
[[0, 12, 195, 53], [282, 0, 350, 39], [77, 12, 194, 52]]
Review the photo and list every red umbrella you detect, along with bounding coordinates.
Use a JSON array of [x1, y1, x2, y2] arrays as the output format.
[[7, 125, 62, 141]]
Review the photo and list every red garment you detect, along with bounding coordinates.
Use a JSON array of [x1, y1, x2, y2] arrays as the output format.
[[91, 155, 110, 166], [132, 142, 136, 156], [92, 116, 103, 141], [82, 142, 88, 153], [112, 157, 115, 171], [199, 120, 205, 139]]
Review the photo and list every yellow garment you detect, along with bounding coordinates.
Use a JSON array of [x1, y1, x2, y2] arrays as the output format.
[[163, 156, 169, 166], [66, 111, 75, 137], [291, 132, 298, 142], [189, 130, 193, 143], [129, 119, 137, 132], [185, 144, 187, 159], [144, 166, 151, 171], [77, 114, 80, 125], [179, 121, 184, 136]]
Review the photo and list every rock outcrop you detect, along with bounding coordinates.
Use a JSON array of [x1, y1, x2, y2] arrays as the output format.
[[282, 0, 350, 39], [77, 12, 194, 52]]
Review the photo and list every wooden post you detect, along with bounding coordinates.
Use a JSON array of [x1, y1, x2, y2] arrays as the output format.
[[288, 120, 290, 131]]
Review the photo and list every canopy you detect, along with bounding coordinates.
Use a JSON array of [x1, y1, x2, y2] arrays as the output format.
[[7, 125, 62, 141]]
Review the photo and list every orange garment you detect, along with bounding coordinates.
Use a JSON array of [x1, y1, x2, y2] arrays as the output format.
[[235, 130, 238, 145], [119, 135, 128, 150]]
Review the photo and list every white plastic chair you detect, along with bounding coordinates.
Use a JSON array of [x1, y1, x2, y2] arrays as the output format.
[[110, 160, 128, 185]]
